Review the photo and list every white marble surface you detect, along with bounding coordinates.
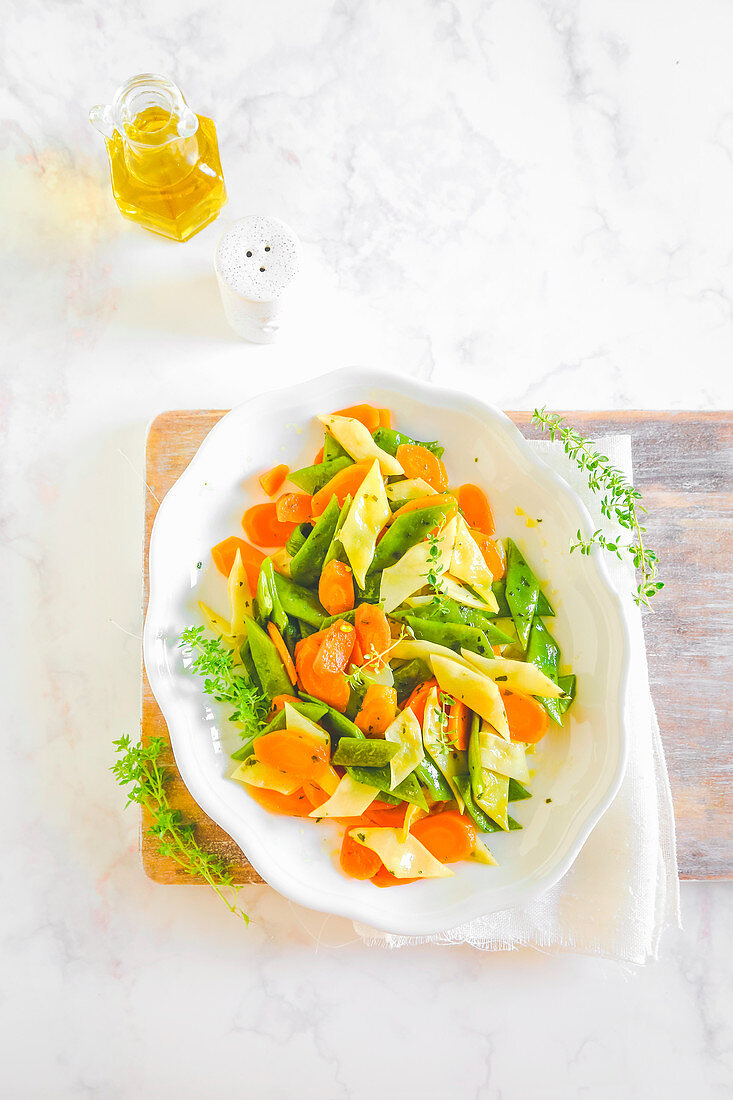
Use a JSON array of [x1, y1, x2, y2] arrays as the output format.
[[2, 1, 732, 1096]]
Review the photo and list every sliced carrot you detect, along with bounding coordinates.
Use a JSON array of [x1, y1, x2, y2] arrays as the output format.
[[355, 684, 397, 736], [396, 443, 448, 492], [412, 811, 476, 864], [339, 831, 383, 880], [363, 801, 407, 828], [211, 537, 265, 592], [294, 629, 326, 664], [371, 867, 420, 888], [471, 529, 506, 580], [259, 464, 289, 498], [313, 445, 324, 464], [302, 781, 330, 810], [458, 484, 495, 535], [314, 620, 356, 676], [270, 694, 301, 714], [354, 603, 392, 668], [318, 560, 355, 616], [242, 502, 298, 547], [387, 493, 457, 525], [276, 492, 313, 524], [377, 408, 392, 429], [266, 623, 298, 686], [254, 729, 329, 781], [500, 689, 550, 743], [245, 785, 313, 818], [333, 404, 381, 433], [402, 678, 437, 726], [311, 462, 371, 518], [444, 698, 470, 751], [296, 643, 350, 712]]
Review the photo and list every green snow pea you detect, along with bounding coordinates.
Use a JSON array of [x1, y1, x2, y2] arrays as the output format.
[[357, 572, 381, 604], [323, 432, 350, 462], [526, 616, 564, 726], [321, 609, 357, 630], [255, 566, 273, 624], [245, 619, 293, 701], [346, 765, 427, 810], [505, 539, 542, 649], [323, 493, 352, 567], [260, 558, 289, 634], [414, 756, 453, 802], [238, 636, 260, 690], [289, 455, 353, 495], [285, 522, 312, 557], [272, 572, 327, 628], [289, 494, 341, 587], [392, 658, 431, 703], [332, 738, 400, 767], [368, 505, 453, 575], [492, 577, 554, 621], [372, 427, 444, 460], [297, 619, 318, 640], [557, 673, 576, 714], [402, 598, 512, 646], [300, 693, 362, 742], [508, 778, 532, 802], [453, 775, 522, 833], [397, 614, 495, 658]]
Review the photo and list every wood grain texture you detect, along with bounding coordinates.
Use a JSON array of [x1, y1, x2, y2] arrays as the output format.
[[142, 409, 733, 884]]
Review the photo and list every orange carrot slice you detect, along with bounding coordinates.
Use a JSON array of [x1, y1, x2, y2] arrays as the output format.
[[313, 620, 356, 677], [275, 492, 313, 524], [355, 684, 397, 736], [259, 464, 289, 498], [412, 811, 476, 863], [318, 560, 355, 616], [242, 502, 298, 547], [211, 537, 265, 591], [245, 786, 313, 817], [457, 484, 495, 535], [311, 462, 371, 518], [339, 831, 383, 880], [396, 443, 448, 492], [500, 689, 550, 743], [354, 603, 392, 668], [333, 404, 381, 433]]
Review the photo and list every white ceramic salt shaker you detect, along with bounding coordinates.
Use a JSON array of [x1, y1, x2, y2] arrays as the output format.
[[215, 215, 302, 343]]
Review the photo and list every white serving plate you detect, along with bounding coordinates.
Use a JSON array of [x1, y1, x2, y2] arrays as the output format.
[[143, 368, 630, 935]]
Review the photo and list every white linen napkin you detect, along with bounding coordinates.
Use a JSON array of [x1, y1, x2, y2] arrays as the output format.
[[355, 436, 680, 964]]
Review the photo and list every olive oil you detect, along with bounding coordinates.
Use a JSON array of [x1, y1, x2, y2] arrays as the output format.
[[91, 75, 227, 242]]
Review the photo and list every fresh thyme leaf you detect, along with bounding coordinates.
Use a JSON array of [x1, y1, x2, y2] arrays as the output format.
[[423, 531, 446, 597], [179, 626, 268, 738], [531, 408, 663, 608], [111, 736, 249, 924]]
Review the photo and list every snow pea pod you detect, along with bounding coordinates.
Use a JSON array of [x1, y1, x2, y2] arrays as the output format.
[[398, 614, 495, 658], [504, 539, 541, 649], [260, 558, 289, 636], [323, 494, 352, 567], [272, 572, 327, 627], [285, 522, 312, 557], [323, 432, 350, 462], [454, 775, 523, 832], [347, 765, 427, 809], [300, 693, 362, 741], [392, 658, 431, 703], [403, 598, 512, 646], [246, 619, 293, 701], [372, 427, 444, 459], [414, 756, 453, 802], [368, 505, 452, 574], [238, 637, 261, 690], [526, 616, 564, 726], [492, 578, 553, 619], [557, 673, 576, 714], [321, 608, 357, 630], [255, 567, 273, 625], [289, 455, 353, 494], [332, 737, 400, 767], [289, 494, 341, 587], [508, 778, 532, 801], [357, 572, 381, 604]]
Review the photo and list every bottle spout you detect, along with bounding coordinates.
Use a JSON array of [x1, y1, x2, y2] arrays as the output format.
[[89, 104, 115, 139]]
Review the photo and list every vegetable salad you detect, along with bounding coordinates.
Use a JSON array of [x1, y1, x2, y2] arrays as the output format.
[[194, 402, 575, 887]]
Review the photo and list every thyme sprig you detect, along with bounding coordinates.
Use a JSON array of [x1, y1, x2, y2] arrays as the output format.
[[111, 734, 249, 923], [424, 531, 446, 597], [179, 625, 268, 736], [531, 408, 663, 607]]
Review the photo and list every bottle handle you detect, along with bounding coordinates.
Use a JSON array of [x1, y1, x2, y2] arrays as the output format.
[[89, 104, 115, 139]]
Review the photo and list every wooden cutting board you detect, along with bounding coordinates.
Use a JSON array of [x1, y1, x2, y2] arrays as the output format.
[[141, 410, 733, 884]]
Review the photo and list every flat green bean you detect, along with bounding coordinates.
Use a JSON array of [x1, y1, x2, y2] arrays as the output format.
[[492, 578, 553, 619], [401, 598, 512, 646], [285, 522, 312, 557], [526, 616, 564, 726], [323, 494, 352, 567], [414, 757, 453, 801], [398, 614, 495, 658], [289, 455, 353, 494], [332, 738, 400, 767], [392, 658, 431, 703], [289, 495, 341, 587], [372, 427, 444, 459], [246, 619, 293, 700], [368, 505, 452, 575], [255, 567, 273, 625], [454, 775, 522, 832], [346, 765, 427, 809], [238, 637, 260, 690], [321, 608, 356, 630], [272, 572, 327, 627], [323, 432, 349, 462], [504, 539, 542, 649], [508, 778, 532, 802]]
